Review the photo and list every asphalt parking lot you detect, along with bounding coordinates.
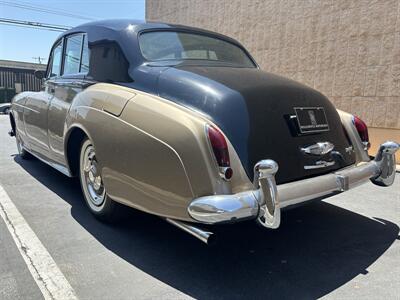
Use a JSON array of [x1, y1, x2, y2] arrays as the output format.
[[0, 115, 399, 300]]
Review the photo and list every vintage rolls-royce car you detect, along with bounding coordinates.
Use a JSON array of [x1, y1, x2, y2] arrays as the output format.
[[9, 20, 398, 244]]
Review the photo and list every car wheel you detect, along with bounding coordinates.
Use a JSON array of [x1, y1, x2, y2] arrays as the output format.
[[4, 107, 10, 114], [15, 131, 32, 159], [79, 138, 119, 222]]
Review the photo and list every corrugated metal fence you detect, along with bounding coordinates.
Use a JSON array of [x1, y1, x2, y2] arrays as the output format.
[[0, 67, 43, 92]]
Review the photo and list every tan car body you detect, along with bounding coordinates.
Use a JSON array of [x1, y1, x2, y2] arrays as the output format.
[[9, 21, 399, 245], [11, 82, 371, 222]]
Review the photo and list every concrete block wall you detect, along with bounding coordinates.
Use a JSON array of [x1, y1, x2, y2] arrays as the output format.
[[146, 0, 400, 130]]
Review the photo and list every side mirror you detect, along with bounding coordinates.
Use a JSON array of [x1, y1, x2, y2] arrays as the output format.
[[34, 70, 46, 80]]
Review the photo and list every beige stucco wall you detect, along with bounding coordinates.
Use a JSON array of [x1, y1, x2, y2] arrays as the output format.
[[146, 0, 400, 132]]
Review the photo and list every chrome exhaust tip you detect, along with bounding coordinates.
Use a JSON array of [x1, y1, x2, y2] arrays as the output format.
[[166, 218, 216, 245]]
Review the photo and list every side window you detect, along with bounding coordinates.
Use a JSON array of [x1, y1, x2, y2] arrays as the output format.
[[63, 34, 83, 75], [48, 41, 62, 78], [80, 35, 89, 73]]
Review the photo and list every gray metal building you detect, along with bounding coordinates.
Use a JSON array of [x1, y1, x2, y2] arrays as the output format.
[[0, 60, 46, 102]]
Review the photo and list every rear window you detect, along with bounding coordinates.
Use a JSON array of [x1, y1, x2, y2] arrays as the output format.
[[139, 31, 255, 68]]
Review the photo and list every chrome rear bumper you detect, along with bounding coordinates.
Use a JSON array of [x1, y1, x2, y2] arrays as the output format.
[[188, 141, 399, 228]]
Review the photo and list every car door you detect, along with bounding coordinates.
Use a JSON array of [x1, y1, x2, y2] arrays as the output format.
[[48, 33, 90, 166], [24, 40, 63, 158]]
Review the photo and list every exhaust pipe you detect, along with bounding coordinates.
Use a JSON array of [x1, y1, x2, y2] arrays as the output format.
[[166, 218, 216, 245]]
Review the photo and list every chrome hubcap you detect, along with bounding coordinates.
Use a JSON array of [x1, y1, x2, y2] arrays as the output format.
[[82, 145, 105, 206]]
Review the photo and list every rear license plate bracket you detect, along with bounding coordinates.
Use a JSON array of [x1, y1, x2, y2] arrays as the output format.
[[294, 107, 329, 134]]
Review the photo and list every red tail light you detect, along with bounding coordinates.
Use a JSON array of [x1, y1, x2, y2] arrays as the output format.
[[206, 124, 232, 180], [352, 115, 370, 150]]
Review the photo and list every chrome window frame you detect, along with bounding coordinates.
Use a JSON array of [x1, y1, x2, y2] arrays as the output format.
[[61, 33, 89, 77]]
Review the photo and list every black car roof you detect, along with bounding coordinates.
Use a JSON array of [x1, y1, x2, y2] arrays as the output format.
[[50, 19, 257, 88], [65, 19, 166, 34], [61, 19, 240, 45]]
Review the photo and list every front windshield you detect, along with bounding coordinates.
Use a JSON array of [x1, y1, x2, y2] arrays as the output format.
[[139, 31, 256, 67]]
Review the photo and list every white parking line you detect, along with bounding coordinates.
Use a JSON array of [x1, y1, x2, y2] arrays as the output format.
[[0, 185, 77, 300]]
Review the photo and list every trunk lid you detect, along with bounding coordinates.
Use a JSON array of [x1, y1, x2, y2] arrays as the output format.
[[156, 65, 355, 184]]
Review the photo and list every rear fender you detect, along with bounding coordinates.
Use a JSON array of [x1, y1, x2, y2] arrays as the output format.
[[67, 84, 231, 221], [337, 109, 370, 163]]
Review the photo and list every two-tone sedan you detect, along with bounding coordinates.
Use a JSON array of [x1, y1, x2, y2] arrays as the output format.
[[9, 19, 398, 244]]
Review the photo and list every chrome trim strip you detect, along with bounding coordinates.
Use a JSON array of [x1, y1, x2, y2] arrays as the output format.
[[13, 103, 40, 114], [304, 160, 335, 170], [21, 146, 72, 177]]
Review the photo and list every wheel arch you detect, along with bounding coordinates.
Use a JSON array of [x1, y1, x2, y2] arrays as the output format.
[[64, 125, 91, 177]]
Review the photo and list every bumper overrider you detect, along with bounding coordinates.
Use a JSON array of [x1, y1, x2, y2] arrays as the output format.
[[188, 141, 399, 229]]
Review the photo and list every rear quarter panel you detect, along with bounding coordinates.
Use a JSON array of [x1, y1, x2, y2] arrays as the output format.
[[337, 109, 370, 163], [67, 83, 238, 221]]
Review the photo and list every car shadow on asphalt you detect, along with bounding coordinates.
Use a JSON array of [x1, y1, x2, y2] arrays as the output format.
[[15, 156, 399, 300]]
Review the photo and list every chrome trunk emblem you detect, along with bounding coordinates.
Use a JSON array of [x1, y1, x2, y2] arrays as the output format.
[[304, 160, 335, 170], [301, 142, 335, 156], [345, 145, 354, 154]]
